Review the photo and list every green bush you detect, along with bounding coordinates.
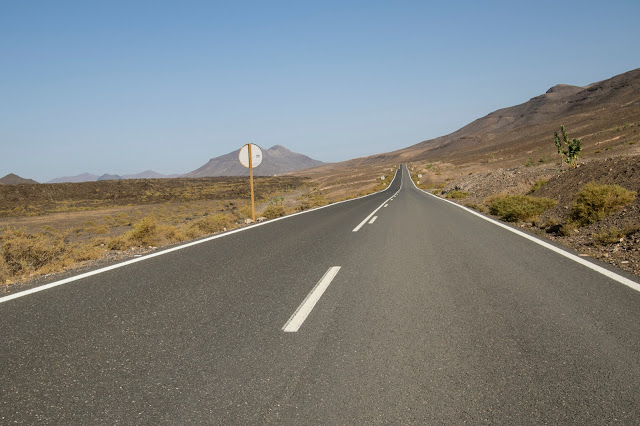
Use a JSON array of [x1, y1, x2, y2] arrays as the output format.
[[571, 182, 637, 225], [488, 194, 557, 222]]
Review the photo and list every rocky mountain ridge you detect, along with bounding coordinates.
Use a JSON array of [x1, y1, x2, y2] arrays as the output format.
[[185, 145, 325, 177]]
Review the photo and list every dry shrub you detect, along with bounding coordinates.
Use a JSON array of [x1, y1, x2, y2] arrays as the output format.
[[239, 205, 253, 219], [296, 193, 327, 211], [527, 179, 548, 194], [0, 227, 101, 280], [1, 227, 71, 276], [571, 182, 637, 225], [593, 224, 640, 245], [0, 253, 8, 284], [262, 204, 286, 219], [128, 216, 160, 246], [487, 194, 557, 222], [94, 226, 109, 235], [192, 214, 232, 234], [445, 190, 470, 199]]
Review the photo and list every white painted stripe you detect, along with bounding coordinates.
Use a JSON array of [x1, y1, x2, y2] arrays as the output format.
[[0, 169, 401, 306], [282, 266, 341, 332], [352, 171, 403, 232], [352, 190, 399, 232], [369, 216, 378, 224], [407, 168, 640, 293]]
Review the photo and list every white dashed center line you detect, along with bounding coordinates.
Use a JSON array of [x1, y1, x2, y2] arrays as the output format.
[[283, 266, 341, 332]]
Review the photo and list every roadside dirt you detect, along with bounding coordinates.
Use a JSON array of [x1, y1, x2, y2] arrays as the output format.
[[413, 155, 640, 276]]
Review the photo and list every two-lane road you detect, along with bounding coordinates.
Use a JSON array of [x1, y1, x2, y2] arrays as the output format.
[[2, 165, 639, 424]]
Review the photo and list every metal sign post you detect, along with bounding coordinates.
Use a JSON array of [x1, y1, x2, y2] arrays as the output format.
[[238, 143, 263, 222], [248, 144, 255, 221]]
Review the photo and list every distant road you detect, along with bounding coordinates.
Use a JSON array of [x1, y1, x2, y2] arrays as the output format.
[[2, 165, 639, 424]]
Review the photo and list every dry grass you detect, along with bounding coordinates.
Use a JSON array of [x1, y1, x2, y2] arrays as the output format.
[[1, 227, 102, 280], [593, 224, 640, 245], [487, 194, 557, 222], [527, 179, 549, 194], [445, 190, 470, 199], [0, 166, 400, 285], [571, 182, 637, 225]]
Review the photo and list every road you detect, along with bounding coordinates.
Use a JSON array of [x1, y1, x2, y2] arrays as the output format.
[[2, 165, 640, 424]]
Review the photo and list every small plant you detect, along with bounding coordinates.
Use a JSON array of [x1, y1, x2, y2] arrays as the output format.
[[464, 203, 487, 213], [571, 182, 637, 225], [193, 214, 231, 234], [0, 253, 8, 283], [524, 158, 535, 167], [269, 196, 285, 206], [538, 154, 553, 164], [593, 226, 634, 245], [262, 204, 286, 219], [445, 190, 470, 199], [487, 194, 556, 222], [527, 179, 548, 194], [554, 125, 581, 168], [128, 216, 160, 246]]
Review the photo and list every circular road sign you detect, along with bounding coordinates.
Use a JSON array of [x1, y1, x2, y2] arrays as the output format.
[[239, 144, 263, 168]]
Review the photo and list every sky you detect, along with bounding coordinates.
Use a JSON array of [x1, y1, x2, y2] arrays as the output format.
[[1, 0, 639, 182]]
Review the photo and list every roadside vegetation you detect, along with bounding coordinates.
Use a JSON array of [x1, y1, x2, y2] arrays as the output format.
[[570, 182, 636, 225], [487, 194, 556, 222], [1, 169, 397, 286]]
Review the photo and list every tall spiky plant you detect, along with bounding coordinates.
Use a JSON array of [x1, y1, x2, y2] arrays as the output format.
[[554, 125, 581, 168]]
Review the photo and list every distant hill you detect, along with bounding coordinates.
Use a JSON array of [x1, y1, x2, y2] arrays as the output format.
[[97, 174, 123, 181], [0, 173, 38, 185], [122, 170, 182, 179], [48, 170, 180, 183], [47, 173, 99, 183], [185, 145, 326, 177], [309, 68, 640, 170]]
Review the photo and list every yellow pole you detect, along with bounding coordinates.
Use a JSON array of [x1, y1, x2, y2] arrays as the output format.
[[248, 144, 255, 221]]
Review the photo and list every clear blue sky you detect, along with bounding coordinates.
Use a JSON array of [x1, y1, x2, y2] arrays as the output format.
[[2, 0, 639, 182]]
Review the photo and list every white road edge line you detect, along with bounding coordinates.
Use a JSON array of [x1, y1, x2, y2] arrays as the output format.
[[407, 167, 640, 293], [0, 169, 401, 306], [369, 216, 378, 224], [352, 172, 403, 232], [282, 266, 341, 333]]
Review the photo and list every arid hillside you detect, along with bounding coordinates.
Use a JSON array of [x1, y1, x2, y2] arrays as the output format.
[[295, 69, 640, 276], [302, 68, 639, 173]]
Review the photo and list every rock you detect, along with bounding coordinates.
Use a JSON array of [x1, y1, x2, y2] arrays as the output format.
[[244, 218, 254, 224]]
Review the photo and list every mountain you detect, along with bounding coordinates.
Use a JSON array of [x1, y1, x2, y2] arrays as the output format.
[[97, 174, 123, 181], [0, 173, 39, 185], [122, 170, 181, 179], [185, 145, 326, 177], [313, 68, 640, 170], [48, 171, 180, 183], [47, 173, 99, 183]]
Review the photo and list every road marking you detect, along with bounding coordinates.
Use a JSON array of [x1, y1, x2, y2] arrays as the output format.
[[282, 266, 341, 332], [352, 169, 403, 232], [0, 170, 401, 306], [369, 216, 378, 224], [407, 168, 640, 293], [352, 188, 400, 232]]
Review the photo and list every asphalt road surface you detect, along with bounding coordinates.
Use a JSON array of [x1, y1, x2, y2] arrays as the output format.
[[2, 165, 640, 424]]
